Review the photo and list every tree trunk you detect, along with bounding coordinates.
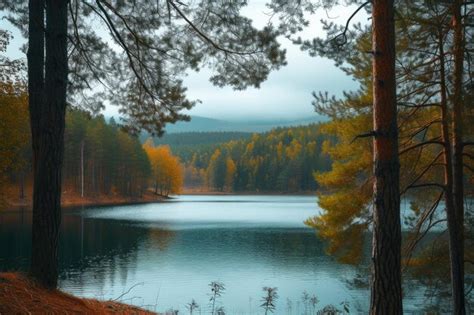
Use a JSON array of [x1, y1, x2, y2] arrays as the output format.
[[27, 0, 44, 166], [370, 0, 403, 313], [29, 0, 68, 289], [19, 171, 25, 200], [81, 140, 84, 198], [450, 1, 465, 313], [438, 27, 465, 314]]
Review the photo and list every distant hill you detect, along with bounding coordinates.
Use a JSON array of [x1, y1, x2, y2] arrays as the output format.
[[162, 115, 325, 133], [149, 131, 253, 147]]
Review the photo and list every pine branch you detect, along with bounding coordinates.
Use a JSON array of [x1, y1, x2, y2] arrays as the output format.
[[167, 0, 261, 56], [399, 138, 444, 155]]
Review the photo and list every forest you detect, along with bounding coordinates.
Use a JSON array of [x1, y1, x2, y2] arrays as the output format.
[[0, 0, 473, 314], [177, 125, 331, 192], [1, 98, 331, 201], [1, 104, 147, 198]]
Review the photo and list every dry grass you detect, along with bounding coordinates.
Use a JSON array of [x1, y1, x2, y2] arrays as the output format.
[[0, 273, 156, 314], [3, 180, 164, 209]]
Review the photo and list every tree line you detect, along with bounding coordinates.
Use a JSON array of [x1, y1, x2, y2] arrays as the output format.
[[178, 125, 331, 192], [63, 110, 150, 198], [0, 101, 188, 202]]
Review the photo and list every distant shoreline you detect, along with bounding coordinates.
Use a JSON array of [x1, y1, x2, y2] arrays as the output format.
[[3, 189, 315, 211], [179, 189, 315, 196], [3, 189, 166, 211]]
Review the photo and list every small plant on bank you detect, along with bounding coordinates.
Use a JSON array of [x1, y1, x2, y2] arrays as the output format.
[[310, 294, 319, 314], [339, 301, 350, 314], [301, 290, 310, 314], [286, 298, 293, 314], [316, 301, 350, 315], [185, 299, 199, 315], [209, 281, 225, 315], [215, 306, 225, 315], [260, 286, 278, 315]]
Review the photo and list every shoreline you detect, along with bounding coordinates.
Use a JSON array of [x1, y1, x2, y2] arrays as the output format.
[[3, 189, 315, 211], [179, 190, 315, 196], [4, 190, 167, 211]]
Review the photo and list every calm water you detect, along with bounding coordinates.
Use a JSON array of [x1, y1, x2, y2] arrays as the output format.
[[1, 195, 431, 313]]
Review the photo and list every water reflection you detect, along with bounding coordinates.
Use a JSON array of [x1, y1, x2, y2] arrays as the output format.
[[0, 196, 447, 313]]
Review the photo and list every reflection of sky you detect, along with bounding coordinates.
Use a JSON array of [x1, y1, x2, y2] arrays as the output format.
[[82, 195, 319, 230]]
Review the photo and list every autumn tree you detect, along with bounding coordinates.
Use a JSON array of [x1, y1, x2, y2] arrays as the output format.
[[143, 140, 183, 196], [273, 0, 473, 312], [225, 158, 237, 192]]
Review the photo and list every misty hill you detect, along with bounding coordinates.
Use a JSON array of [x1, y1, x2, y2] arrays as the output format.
[[162, 115, 324, 133]]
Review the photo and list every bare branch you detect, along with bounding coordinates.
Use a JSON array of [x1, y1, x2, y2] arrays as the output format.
[[404, 183, 446, 191], [464, 164, 474, 173], [332, 0, 372, 47], [399, 138, 444, 155], [400, 151, 443, 195], [350, 131, 377, 144], [403, 192, 444, 271]]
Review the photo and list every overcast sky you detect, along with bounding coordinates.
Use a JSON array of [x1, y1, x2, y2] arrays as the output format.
[[1, 2, 368, 122]]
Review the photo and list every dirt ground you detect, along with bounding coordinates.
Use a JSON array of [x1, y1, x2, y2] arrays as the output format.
[[0, 273, 156, 314]]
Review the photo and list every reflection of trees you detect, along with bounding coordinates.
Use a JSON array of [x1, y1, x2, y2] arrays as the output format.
[[147, 228, 175, 251], [163, 228, 338, 274], [0, 207, 31, 270], [0, 209, 175, 292], [59, 215, 174, 291]]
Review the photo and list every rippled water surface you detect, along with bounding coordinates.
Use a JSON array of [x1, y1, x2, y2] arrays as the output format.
[[1, 195, 430, 313]]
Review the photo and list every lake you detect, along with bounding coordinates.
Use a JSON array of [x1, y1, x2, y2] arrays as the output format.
[[0, 195, 432, 313]]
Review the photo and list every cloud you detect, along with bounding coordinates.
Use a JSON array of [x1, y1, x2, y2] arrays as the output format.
[[184, 38, 358, 121], [183, 1, 366, 121]]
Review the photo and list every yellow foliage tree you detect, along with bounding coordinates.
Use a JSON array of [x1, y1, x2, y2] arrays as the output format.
[[225, 158, 236, 191], [143, 139, 183, 196]]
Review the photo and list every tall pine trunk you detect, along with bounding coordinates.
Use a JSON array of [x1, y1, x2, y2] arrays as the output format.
[[27, 0, 44, 167], [450, 0, 465, 313], [370, 0, 403, 313], [29, 0, 68, 289], [438, 27, 465, 314]]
